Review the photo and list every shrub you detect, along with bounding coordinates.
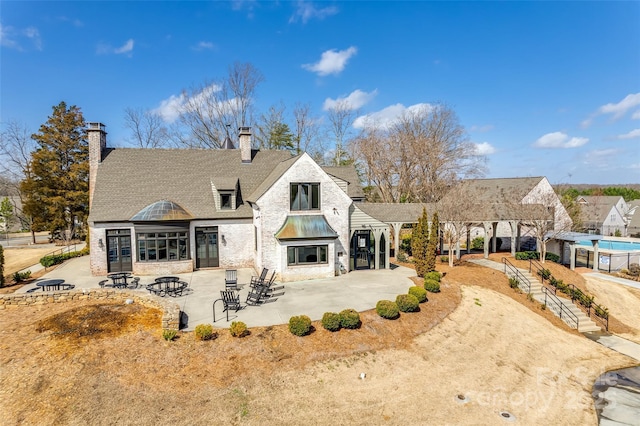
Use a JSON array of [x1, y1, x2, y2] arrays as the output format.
[[514, 251, 559, 263], [162, 329, 178, 341], [424, 271, 441, 282], [396, 252, 408, 263], [321, 312, 341, 332], [230, 321, 248, 337], [39, 247, 90, 268], [396, 294, 419, 312], [471, 236, 484, 250], [408, 286, 428, 303], [509, 277, 520, 289], [376, 300, 399, 319], [440, 256, 448, 263], [12, 270, 31, 283], [339, 309, 361, 329], [424, 279, 441, 293], [537, 268, 551, 280], [545, 252, 560, 263], [289, 315, 312, 336], [629, 263, 640, 277], [400, 235, 413, 256], [194, 324, 215, 341]]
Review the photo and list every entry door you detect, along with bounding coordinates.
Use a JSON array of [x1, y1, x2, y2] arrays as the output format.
[[106, 230, 132, 272], [353, 231, 371, 270], [196, 228, 219, 268]]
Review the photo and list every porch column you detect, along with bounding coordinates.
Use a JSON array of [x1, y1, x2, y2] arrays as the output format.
[[569, 242, 576, 270], [384, 228, 391, 269], [516, 223, 522, 251], [391, 223, 402, 258], [593, 240, 599, 271], [509, 221, 518, 257], [373, 228, 382, 270], [466, 228, 471, 254], [482, 222, 492, 258], [492, 221, 499, 252]]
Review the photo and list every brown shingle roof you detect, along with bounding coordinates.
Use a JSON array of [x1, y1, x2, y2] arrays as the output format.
[[441, 177, 544, 204], [322, 166, 365, 199], [89, 148, 293, 222]]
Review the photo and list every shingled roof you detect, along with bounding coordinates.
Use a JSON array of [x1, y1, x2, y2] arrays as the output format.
[[89, 148, 293, 222], [322, 166, 365, 200], [440, 177, 545, 204]]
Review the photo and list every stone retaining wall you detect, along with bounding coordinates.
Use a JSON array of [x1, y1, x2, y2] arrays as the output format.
[[0, 289, 181, 330]]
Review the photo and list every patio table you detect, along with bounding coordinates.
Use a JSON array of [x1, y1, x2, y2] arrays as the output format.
[[108, 272, 133, 288], [36, 279, 66, 291]]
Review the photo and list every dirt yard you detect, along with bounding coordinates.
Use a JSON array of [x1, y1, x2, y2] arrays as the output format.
[[0, 259, 635, 425]]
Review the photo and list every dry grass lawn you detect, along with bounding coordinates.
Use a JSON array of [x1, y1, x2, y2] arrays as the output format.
[[0, 259, 636, 425], [1, 246, 53, 281]]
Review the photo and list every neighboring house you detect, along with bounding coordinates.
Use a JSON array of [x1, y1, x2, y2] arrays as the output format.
[[576, 195, 628, 236], [87, 124, 383, 281], [627, 200, 640, 237]]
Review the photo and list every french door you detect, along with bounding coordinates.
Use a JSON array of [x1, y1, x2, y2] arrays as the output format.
[[195, 227, 219, 268]]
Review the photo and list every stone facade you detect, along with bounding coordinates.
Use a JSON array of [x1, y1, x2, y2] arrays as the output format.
[[0, 289, 181, 330]]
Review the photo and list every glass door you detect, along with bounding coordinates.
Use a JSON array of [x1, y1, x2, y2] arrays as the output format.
[[352, 231, 371, 270], [195, 227, 219, 268], [106, 230, 132, 272]]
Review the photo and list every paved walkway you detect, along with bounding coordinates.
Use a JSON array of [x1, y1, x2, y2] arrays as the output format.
[[16, 256, 417, 330], [583, 272, 640, 290]]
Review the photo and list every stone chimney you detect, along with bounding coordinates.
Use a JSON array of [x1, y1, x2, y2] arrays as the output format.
[[87, 122, 107, 208], [238, 126, 252, 163]]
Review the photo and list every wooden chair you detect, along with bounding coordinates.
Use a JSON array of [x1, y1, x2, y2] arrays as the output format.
[[213, 290, 243, 322], [225, 269, 238, 290], [250, 268, 269, 288]]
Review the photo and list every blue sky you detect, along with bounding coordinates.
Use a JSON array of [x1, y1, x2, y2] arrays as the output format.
[[1, 1, 639, 185]]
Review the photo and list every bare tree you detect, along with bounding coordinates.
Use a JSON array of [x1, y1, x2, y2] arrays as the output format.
[[436, 181, 475, 267], [255, 103, 286, 149], [326, 99, 357, 165], [352, 103, 486, 203], [178, 62, 264, 148], [123, 108, 170, 148], [292, 102, 321, 156]]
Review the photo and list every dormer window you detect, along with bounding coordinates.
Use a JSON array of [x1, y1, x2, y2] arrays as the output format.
[[290, 183, 320, 211], [220, 192, 233, 209]]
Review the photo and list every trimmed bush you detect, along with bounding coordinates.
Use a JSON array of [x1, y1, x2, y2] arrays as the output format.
[[40, 247, 90, 268], [13, 270, 31, 283], [230, 321, 248, 337], [424, 278, 441, 293], [162, 329, 178, 341], [339, 309, 361, 329], [408, 286, 428, 303], [376, 300, 400, 319], [440, 256, 448, 263], [289, 315, 312, 336], [194, 324, 215, 341], [396, 294, 419, 312], [514, 251, 560, 263], [471, 236, 484, 250], [424, 271, 441, 282], [321, 312, 341, 332]]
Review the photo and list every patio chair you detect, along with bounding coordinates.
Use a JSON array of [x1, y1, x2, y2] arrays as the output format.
[[98, 280, 109, 288], [128, 277, 140, 289], [250, 268, 269, 288], [225, 269, 238, 290], [213, 290, 243, 322]]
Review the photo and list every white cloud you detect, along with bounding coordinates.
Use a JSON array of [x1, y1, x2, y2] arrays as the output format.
[[618, 128, 640, 140], [290, 1, 338, 23], [474, 142, 496, 155], [582, 93, 640, 128], [302, 46, 357, 76], [632, 110, 640, 120], [192, 41, 216, 51], [630, 163, 640, 169], [533, 131, 588, 149], [353, 103, 433, 129], [323, 89, 377, 111], [152, 83, 224, 123], [0, 23, 41, 51], [581, 148, 619, 167], [97, 38, 134, 56]]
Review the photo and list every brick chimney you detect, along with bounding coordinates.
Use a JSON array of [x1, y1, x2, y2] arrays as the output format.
[[238, 126, 252, 163], [87, 122, 107, 208]]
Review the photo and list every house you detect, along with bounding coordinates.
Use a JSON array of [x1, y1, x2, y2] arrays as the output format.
[[626, 200, 640, 237], [576, 195, 628, 236], [87, 123, 387, 281]]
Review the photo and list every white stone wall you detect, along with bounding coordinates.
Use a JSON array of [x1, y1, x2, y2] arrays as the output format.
[[255, 153, 352, 282], [190, 219, 255, 268]]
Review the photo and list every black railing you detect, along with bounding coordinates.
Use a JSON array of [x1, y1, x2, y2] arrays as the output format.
[[529, 258, 557, 295], [565, 284, 609, 331], [502, 257, 531, 294], [541, 286, 579, 330]]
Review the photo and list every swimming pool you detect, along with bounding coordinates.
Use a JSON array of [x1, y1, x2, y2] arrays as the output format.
[[578, 239, 640, 251]]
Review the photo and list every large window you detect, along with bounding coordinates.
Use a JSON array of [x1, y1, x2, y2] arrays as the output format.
[[287, 245, 328, 265], [290, 183, 320, 211], [137, 231, 189, 262]]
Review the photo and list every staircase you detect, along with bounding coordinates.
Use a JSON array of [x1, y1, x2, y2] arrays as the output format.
[[469, 258, 601, 333], [514, 269, 601, 333]]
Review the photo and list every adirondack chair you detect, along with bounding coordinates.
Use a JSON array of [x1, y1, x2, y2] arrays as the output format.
[[213, 290, 243, 322], [250, 268, 269, 288], [225, 269, 238, 290]]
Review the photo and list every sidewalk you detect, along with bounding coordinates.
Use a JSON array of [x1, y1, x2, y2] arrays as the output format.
[[582, 272, 640, 290]]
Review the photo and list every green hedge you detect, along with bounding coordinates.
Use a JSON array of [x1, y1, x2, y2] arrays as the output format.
[[396, 294, 419, 312], [424, 279, 441, 293], [376, 300, 399, 319], [339, 309, 361, 329], [408, 286, 428, 303], [424, 271, 441, 282], [40, 247, 90, 268], [514, 251, 560, 263], [321, 312, 341, 332]]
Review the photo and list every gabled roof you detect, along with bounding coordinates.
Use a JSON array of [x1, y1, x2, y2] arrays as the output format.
[[246, 154, 302, 203], [355, 202, 432, 223], [580, 203, 617, 224], [89, 148, 293, 222], [446, 177, 544, 204], [322, 166, 365, 199], [577, 195, 623, 205]]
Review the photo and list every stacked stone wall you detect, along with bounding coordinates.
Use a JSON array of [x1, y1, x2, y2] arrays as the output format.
[[0, 289, 180, 330]]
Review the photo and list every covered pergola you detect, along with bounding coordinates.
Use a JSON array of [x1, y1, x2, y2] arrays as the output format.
[[546, 232, 603, 271]]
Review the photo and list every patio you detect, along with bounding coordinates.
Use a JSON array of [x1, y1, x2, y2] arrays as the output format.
[[17, 256, 417, 330]]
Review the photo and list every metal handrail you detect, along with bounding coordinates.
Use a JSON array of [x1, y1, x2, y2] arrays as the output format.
[[541, 286, 579, 330], [566, 283, 609, 331], [502, 257, 531, 294], [529, 258, 557, 295]]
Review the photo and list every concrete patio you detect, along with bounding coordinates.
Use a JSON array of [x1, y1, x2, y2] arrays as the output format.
[[17, 256, 417, 330]]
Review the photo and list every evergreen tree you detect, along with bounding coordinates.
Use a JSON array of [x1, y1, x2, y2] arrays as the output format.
[[21, 102, 89, 241], [411, 208, 430, 277], [0, 197, 14, 240], [426, 211, 439, 272]]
